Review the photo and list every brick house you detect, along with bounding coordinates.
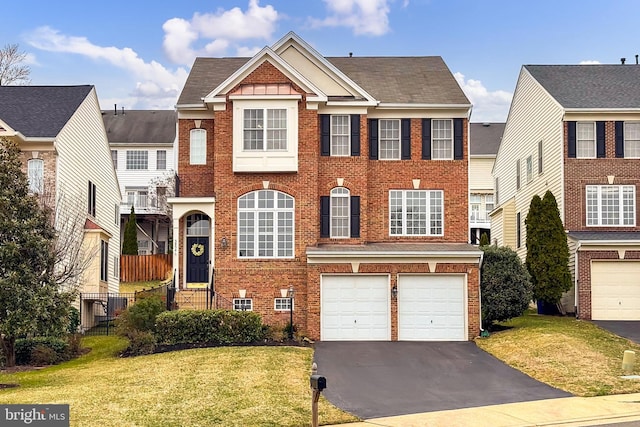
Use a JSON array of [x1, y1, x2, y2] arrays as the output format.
[[169, 32, 482, 341], [491, 64, 640, 320]]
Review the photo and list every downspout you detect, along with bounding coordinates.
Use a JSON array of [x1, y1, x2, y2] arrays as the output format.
[[478, 251, 486, 336], [574, 241, 581, 318]]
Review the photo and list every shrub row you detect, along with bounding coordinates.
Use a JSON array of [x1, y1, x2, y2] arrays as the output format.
[[15, 337, 70, 366], [156, 310, 265, 345]]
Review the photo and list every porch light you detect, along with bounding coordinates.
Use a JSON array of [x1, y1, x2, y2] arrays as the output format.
[[221, 237, 228, 249], [391, 285, 398, 299]]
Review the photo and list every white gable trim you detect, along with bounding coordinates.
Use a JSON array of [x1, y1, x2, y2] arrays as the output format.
[[202, 46, 327, 104], [272, 31, 377, 104]]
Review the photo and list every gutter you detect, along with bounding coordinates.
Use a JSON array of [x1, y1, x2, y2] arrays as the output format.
[[479, 250, 486, 336], [574, 240, 581, 318]]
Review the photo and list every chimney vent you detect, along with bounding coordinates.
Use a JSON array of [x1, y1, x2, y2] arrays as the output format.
[[636, 54, 638, 64], [621, 57, 626, 65], [349, 52, 353, 57], [114, 104, 117, 115]]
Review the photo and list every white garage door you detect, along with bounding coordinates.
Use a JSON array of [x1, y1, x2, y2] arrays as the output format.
[[321, 275, 390, 341], [398, 274, 466, 341], [591, 261, 640, 320]]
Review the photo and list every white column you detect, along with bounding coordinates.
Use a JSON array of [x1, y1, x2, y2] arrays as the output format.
[[172, 217, 180, 290]]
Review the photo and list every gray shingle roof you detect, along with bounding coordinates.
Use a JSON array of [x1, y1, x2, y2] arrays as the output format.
[[102, 110, 177, 144], [568, 231, 640, 242], [0, 85, 92, 137], [177, 56, 469, 106], [469, 122, 504, 156], [525, 65, 640, 109]]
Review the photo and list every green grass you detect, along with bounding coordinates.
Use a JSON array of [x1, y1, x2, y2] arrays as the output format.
[[0, 337, 358, 426], [476, 312, 640, 396]]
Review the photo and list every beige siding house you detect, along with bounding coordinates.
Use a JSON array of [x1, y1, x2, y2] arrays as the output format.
[[0, 86, 121, 302], [492, 64, 640, 318]]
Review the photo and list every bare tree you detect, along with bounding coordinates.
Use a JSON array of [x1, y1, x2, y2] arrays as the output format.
[[0, 44, 31, 86]]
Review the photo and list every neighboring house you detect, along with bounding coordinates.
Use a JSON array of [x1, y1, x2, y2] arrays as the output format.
[[469, 122, 503, 244], [103, 109, 177, 255], [0, 86, 121, 299], [492, 64, 640, 320], [169, 32, 482, 342]]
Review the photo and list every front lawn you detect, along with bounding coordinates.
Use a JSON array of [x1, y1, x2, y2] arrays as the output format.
[[0, 336, 358, 426], [476, 312, 640, 396]]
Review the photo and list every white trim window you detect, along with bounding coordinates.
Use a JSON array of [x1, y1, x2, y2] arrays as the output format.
[[111, 150, 118, 169], [330, 187, 350, 238], [432, 119, 453, 160], [243, 108, 287, 151], [27, 158, 44, 193], [331, 115, 350, 156], [126, 150, 148, 170], [157, 150, 167, 170], [100, 240, 109, 282], [586, 185, 635, 226], [576, 122, 596, 158], [624, 122, 640, 158], [379, 119, 400, 160], [233, 298, 253, 311], [526, 155, 533, 183], [274, 298, 292, 311], [390, 190, 443, 236], [238, 190, 294, 258], [190, 129, 206, 165]]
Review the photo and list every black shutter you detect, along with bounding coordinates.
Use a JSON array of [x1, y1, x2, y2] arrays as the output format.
[[369, 119, 378, 160], [422, 119, 431, 160], [401, 119, 411, 160], [320, 196, 330, 238], [320, 115, 330, 156], [567, 121, 576, 158], [454, 118, 464, 160], [350, 115, 360, 156], [615, 121, 625, 158], [350, 196, 360, 238], [596, 121, 606, 158]]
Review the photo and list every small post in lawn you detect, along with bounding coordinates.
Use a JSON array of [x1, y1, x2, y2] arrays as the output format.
[[622, 350, 636, 374], [310, 363, 326, 427], [287, 286, 294, 339]]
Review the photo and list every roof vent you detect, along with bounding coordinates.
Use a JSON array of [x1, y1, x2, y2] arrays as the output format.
[[621, 57, 626, 65], [483, 123, 490, 127], [349, 52, 353, 58]]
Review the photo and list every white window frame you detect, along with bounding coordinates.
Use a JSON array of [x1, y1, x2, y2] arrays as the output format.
[[538, 140, 543, 175], [126, 150, 148, 170], [190, 129, 206, 165], [576, 122, 596, 159], [233, 298, 253, 311], [27, 158, 44, 193], [526, 155, 533, 184], [516, 159, 521, 190], [586, 185, 636, 226], [243, 108, 287, 151], [624, 122, 640, 158], [485, 194, 494, 213], [274, 298, 292, 311], [379, 119, 400, 160], [237, 190, 294, 259], [432, 119, 453, 160], [331, 115, 350, 156], [330, 187, 350, 238], [389, 189, 443, 236], [125, 187, 149, 209], [100, 240, 108, 282], [157, 150, 167, 170], [111, 150, 118, 169]]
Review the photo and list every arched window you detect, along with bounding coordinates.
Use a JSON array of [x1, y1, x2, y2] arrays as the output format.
[[190, 129, 206, 165], [330, 187, 350, 238], [237, 190, 294, 258], [27, 158, 44, 193], [187, 213, 210, 236]]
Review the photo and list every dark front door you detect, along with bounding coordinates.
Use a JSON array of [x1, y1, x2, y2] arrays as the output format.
[[186, 236, 209, 283]]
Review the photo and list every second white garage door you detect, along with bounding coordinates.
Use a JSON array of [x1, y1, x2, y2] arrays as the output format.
[[321, 275, 390, 341], [398, 274, 466, 341], [591, 261, 640, 320]]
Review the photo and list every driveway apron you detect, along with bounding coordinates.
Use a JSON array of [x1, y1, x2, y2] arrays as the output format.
[[313, 341, 570, 419], [593, 321, 640, 344]]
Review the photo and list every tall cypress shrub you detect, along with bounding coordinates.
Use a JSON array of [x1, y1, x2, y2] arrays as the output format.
[[122, 206, 138, 255]]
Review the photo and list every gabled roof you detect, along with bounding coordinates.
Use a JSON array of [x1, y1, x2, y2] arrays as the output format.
[[178, 58, 250, 106], [102, 110, 177, 144], [525, 65, 640, 109], [0, 85, 93, 138], [469, 122, 504, 156]]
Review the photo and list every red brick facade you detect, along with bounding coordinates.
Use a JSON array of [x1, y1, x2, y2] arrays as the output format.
[[176, 61, 480, 340]]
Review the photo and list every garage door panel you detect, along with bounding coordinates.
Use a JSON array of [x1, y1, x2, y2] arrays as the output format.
[[398, 275, 466, 341], [592, 261, 640, 320], [321, 275, 390, 341]]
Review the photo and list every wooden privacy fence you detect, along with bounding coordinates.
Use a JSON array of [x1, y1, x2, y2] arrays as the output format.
[[120, 254, 172, 282]]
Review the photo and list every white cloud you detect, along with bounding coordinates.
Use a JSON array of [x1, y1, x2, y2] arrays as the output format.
[[579, 60, 601, 65], [162, 0, 279, 65], [454, 72, 512, 122], [309, 0, 391, 36], [25, 26, 189, 109]]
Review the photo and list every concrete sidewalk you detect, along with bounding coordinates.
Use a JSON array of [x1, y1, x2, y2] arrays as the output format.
[[324, 393, 640, 427]]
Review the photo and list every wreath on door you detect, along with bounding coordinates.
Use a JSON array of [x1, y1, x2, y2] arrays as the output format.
[[191, 243, 205, 257]]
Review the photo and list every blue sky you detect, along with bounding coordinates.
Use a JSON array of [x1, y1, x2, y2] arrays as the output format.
[[4, 0, 640, 122]]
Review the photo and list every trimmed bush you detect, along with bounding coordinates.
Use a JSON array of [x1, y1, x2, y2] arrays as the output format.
[[481, 245, 533, 329], [15, 337, 70, 365], [125, 330, 157, 356], [156, 310, 265, 345], [67, 307, 80, 334], [30, 345, 58, 366], [115, 295, 166, 336]]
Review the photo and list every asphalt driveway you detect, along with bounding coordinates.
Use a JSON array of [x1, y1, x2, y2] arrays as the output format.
[[313, 342, 570, 419], [593, 321, 640, 344]]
